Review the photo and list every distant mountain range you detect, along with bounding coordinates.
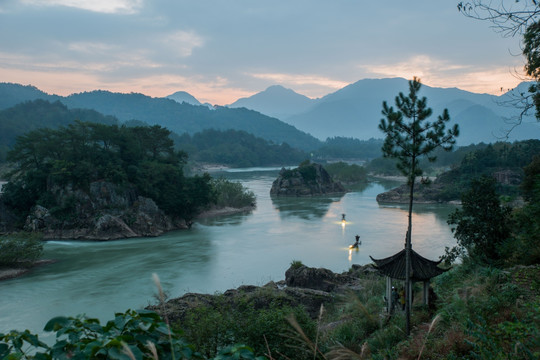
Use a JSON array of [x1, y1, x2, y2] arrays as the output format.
[[225, 78, 540, 145], [0, 83, 320, 152], [1, 79, 539, 149]]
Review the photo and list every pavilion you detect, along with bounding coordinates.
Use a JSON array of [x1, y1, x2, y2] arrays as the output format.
[[370, 248, 449, 313]]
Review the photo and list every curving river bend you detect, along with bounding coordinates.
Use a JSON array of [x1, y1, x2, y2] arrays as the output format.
[[0, 168, 457, 342]]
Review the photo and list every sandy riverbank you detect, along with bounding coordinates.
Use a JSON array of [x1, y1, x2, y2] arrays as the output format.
[[0, 259, 56, 281]]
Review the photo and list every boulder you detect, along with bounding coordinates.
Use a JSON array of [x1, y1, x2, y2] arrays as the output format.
[[285, 264, 342, 292]]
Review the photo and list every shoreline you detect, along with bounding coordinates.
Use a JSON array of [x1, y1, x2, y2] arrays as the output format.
[[0, 259, 56, 281], [0, 205, 253, 282]]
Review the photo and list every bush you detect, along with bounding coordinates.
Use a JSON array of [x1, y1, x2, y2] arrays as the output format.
[[0, 309, 265, 360], [179, 291, 315, 360], [211, 178, 256, 208], [0, 232, 43, 267]]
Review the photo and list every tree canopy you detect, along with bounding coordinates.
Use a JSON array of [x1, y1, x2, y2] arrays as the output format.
[[379, 77, 459, 335], [3, 122, 213, 221]]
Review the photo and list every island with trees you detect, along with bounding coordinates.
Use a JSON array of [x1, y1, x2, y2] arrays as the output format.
[[0, 121, 255, 244]]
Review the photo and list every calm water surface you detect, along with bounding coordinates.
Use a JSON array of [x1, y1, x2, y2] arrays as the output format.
[[0, 168, 456, 341]]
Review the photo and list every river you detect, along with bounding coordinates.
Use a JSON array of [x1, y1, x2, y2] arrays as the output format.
[[0, 167, 456, 342]]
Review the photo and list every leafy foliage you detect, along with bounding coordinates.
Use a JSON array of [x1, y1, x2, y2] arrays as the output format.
[[446, 176, 512, 266], [0, 232, 43, 267], [0, 309, 264, 360], [178, 293, 315, 360], [503, 155, 540, 265], [379, 77, 459, 184], [379, 77, 458, 335], [211, 178, 255, 209]]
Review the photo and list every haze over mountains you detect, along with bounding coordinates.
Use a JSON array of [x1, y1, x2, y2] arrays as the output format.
[[0, 83, 320, 151], [227, 78, 540, 145], [1, 78, 539, 150]]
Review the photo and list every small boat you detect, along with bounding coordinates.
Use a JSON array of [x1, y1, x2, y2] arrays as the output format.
[[349, 235, 361, 249]]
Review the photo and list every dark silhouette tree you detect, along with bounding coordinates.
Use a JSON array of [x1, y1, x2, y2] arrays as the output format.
[[379, 77, 459, 335], [458, 1, 540, 134], [446, 176, 512, 265]]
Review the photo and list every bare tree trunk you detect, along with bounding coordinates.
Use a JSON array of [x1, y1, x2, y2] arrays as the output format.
[[405, 175, 414, 336]]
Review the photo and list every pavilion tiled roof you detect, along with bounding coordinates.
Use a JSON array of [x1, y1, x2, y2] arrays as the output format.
[[370, 248, 449, 281]]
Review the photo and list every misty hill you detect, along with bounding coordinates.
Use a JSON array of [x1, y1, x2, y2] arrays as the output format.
[[0, 83, 60, 109], [228, 85, 314, 120], [235, 78, 540, 145], [165, 91, 215, 109], [0, 100, 118, 160], [61, 91, 320, 151], [0, 83, 322, 152], [177, 129, 307, 167], [166, 91, 202, 106]]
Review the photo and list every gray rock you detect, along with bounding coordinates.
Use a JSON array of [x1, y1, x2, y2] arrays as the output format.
[[20, 181, 188, 240], [270, 163, 346, 197]]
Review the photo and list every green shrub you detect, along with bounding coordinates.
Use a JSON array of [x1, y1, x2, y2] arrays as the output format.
[[211, 178, 255, 208], [0, 310, 265, 360], [179, 292, 315, 360], [0, 232, 43, 267], [298, 163, 317, 183]]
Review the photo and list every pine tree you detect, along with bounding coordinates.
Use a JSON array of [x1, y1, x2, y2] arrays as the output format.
[[379, 77, 459, 335]]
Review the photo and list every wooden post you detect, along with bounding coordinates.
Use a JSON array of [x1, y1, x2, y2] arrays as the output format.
[[423, 280, 430, 305], [386, 276, 392, 313]]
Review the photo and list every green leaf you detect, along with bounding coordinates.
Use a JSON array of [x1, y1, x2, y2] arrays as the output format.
[[44, 316, 70, 332]]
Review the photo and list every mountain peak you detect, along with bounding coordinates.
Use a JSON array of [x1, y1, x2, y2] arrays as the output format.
[[228, 84, 314, 119], [165, 91, 201, 106]]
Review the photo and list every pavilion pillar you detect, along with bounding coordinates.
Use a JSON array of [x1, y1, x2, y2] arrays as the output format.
[[408, 280, 413, 312], [386, 276, 392, 313], [423, 280, 430, 305]]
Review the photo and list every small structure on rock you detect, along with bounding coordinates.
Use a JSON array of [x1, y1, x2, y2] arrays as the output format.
[[270, 162, 346, 196]]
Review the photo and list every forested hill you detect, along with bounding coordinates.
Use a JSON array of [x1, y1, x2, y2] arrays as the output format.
[[0, 83, 60, 109], [62, 91, 321, 151], [0, 83, 322, 152], [0, 100, 118, 161], [0, 101, 310, 167], [176, 129, 308, 167]]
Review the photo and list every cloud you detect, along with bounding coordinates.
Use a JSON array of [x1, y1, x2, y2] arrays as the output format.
[[359, 55, 525, 95], [159, 30, 205, 58], [20, 0, 143, 14]]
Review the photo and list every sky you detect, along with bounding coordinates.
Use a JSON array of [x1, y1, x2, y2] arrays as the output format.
[[0, 0, 532, 105]]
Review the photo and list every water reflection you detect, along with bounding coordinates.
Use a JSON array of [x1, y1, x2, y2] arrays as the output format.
[[377, 203, 457, 224], [197, 211, 253, 227], [271, 194, 344, 220]]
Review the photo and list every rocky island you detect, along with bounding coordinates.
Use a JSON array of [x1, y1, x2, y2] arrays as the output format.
[[270, 161, 346, 196]]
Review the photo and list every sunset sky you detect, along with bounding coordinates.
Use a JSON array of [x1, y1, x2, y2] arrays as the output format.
[[0, 0, 530, 105]]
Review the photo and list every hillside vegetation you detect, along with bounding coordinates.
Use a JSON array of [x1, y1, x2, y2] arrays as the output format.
[[176, 129, 307, 167]]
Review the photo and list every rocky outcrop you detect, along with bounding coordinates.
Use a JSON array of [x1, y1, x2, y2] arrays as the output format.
[[376, 169, 524, 204], [270, 163, 346, 196], [23, 181, 189, 240], [375, 181, 449, 204], [285, 264, 351, 292], [148, 264, 377, 322]]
